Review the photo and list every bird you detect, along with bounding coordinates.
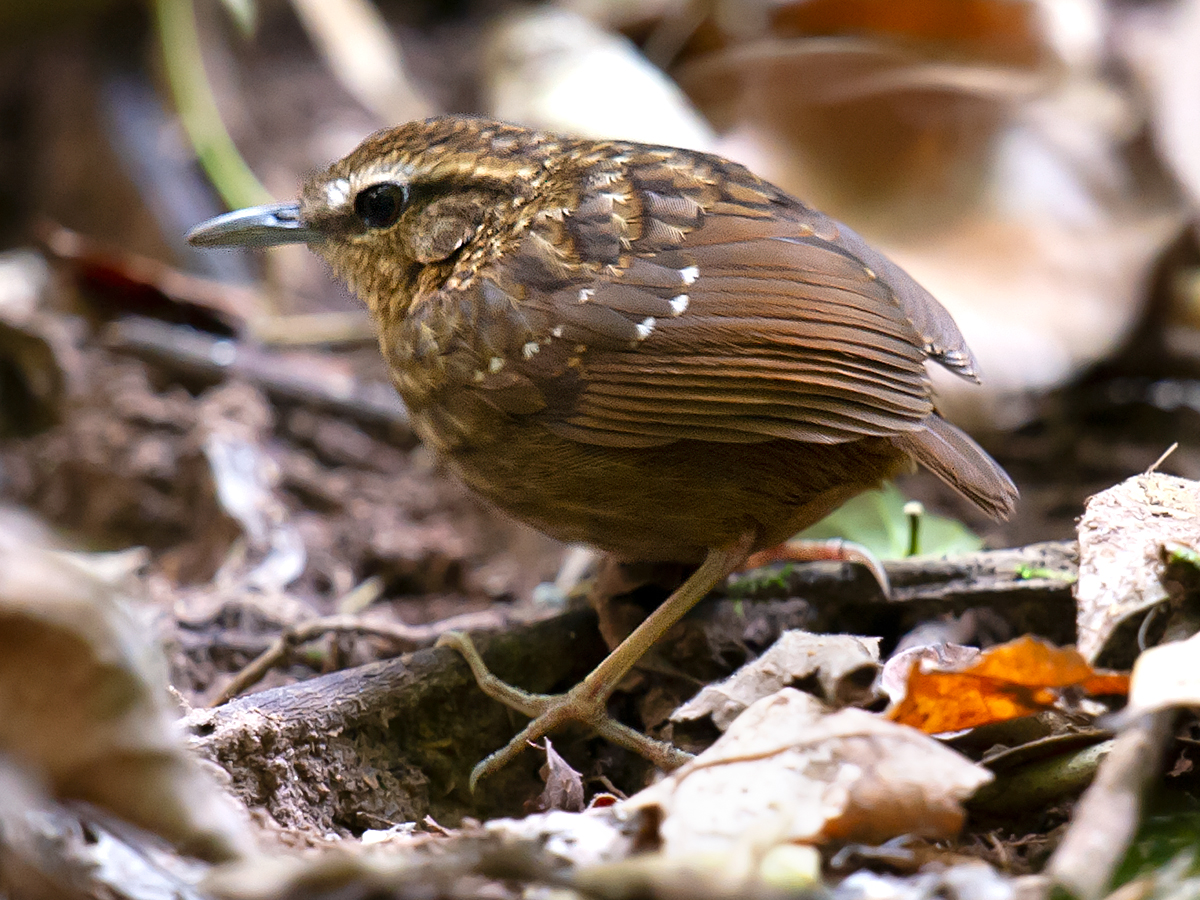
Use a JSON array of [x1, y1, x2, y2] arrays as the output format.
[[188, 115, 1017, 789]]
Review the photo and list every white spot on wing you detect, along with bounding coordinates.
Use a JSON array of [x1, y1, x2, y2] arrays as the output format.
[[578, 288, 594, 303], [551, 326, 564, 338], [669, 295, 689, 316], [635, 317, 656, 340], [679, 265, 699, 284], [489, 357, 505, 373], [522, 341, 540, 359]]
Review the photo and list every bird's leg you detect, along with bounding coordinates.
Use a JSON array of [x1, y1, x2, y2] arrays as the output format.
[[743, 538, 891, 597], [437, 532, 757, 790]]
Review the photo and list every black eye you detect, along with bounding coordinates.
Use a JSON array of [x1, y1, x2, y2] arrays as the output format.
[[354, 182, 408, 229]]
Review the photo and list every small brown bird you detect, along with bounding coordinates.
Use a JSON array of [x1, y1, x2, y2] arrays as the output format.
[[189, 116, 1016, 787]]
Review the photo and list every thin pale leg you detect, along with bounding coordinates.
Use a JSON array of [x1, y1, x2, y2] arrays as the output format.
[[437, 532, 756, 790], [743, 537, 891, 597]]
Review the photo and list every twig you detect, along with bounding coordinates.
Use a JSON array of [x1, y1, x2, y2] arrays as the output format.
[[1146, 442, 1179, 475], [1046, 710, 1176, 900], [209, 608, 546, 707], [248, 311, 377, 348]]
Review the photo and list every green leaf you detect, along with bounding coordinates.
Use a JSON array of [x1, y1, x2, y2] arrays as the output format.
[[1112, 790, 1200, 888], [797, 484, 983, 559]]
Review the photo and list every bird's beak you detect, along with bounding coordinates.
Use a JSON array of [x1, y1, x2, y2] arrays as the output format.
[[186, 202, 323, 248]]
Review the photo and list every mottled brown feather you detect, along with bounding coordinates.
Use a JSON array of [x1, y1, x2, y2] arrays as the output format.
[[288, 116, 1015, 554]]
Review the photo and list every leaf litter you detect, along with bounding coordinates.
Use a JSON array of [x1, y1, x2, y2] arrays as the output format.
[[5, 1, 1200, 898]]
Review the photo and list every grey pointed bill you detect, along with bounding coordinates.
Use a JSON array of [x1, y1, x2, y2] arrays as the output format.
[[186, 202, 322, 248]]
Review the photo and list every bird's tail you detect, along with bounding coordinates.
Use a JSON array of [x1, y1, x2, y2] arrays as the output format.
[[892, 415, 1017, 521]]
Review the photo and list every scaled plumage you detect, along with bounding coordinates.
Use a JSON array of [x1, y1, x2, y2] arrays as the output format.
[[188, 116, 1017, 781], [292, 117, 1015, 559]]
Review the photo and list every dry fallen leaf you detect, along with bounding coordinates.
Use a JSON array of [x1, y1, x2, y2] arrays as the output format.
[[199, 383, 306, 592], [0, 533, 250, 862], [533, 738, 586, 813], [40, 224, 257, 334], [880, 642, 980, 704], [1123, 630, 1200, 719], [887, 635, 1128, 734], [288, 0, 430, 125], [680, 0, 1060, 224], [0, 249, 79, 434], [484, 807, 638, 870], [671, 630, 881, 732], [628, 688, 992, 856], [1075, 474, 1200, 665], [1116, 0, 1200, 216]]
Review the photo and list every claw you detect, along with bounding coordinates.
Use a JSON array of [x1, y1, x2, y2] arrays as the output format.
[[743, 538, 891, 597]]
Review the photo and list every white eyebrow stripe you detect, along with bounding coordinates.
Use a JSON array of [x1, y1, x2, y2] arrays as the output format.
[[325, 178, 352, 207]]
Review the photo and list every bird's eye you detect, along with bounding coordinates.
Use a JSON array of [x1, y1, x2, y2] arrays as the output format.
[[354, 182, 408, 229]]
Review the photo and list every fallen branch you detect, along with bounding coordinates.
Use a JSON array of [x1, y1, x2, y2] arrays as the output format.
[[187, 542, 1079, 829], [726, 540, 1078, 645], [187, 607, 606, 830]]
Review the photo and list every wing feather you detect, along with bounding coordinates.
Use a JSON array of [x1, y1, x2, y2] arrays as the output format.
[[472, 191, 951, 448]]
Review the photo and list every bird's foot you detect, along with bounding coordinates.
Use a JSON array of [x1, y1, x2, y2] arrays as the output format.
[[743, 538, 891, 596], [437, 631, 692, 791]]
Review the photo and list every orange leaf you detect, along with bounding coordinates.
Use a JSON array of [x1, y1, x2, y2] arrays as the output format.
[[888, 636, 1129, 734]]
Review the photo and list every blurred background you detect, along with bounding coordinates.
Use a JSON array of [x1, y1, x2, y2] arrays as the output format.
[[2, 0, 1200, 697]]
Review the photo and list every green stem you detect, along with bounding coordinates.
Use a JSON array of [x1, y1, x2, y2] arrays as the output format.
[[156, 0, 271, 210]]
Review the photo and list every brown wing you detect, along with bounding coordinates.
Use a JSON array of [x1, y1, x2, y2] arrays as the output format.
[[551, 234, 934, 447], [460, 148, 972, 450]]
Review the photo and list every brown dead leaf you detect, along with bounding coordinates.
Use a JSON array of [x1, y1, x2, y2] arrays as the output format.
[[681, 0, 1181, 428], [482, 807, 638, 870], [532, 739, 585, 813], [880, 642, 981, 704], [1119, 0, 1200, 214], [0, 249, 79, 435], [199, 383, 306, 592], [671, 630, 881, 732], [628, 688, 991, 854], [1123, 630, 1200, 719], [1076, 474, 1200, 665], [40, 224, 255, 334], [0, 533, 250, 861], [767, 0, 1052, 69], [289, 0, 431, 125], [888, 635, 1129, 734]]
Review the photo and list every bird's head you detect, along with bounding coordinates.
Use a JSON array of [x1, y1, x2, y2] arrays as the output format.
[[187, 116, 573, 317]]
